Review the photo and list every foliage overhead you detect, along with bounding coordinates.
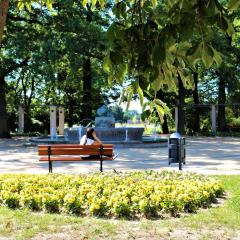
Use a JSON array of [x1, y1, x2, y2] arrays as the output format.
[[2, 0, 113, 132], [102, 0, 240, 120], [8, 0, 240, 122]]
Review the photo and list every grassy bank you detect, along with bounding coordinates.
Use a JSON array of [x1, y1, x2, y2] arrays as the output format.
[[0, 175, 239, 239]]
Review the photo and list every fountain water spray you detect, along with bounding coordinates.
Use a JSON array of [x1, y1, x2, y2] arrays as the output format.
[[125, 125, 128, 142], [154, 122, 157, 141], [64, 129, 69, 141], [50, 127, 57, 141], [78, 125, 83, 143]]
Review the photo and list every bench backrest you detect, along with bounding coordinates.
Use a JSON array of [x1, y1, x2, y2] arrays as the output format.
[[38, 144, 113, 156]]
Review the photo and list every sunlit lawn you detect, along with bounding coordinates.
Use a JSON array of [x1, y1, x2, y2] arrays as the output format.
[[115, 123, 163, 135]]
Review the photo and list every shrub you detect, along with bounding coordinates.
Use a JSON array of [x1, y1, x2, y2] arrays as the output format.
[[0, 171, 223, 219]]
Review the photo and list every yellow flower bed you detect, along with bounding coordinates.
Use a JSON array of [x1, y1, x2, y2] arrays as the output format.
[[0, 171, 223, 218]]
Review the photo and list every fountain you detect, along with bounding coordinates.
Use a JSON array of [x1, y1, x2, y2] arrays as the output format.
[[65, 105, 144, 144], [29, 105, 167, 146]]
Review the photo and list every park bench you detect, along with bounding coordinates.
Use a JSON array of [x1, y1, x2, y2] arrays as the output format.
[[38, 144, 114, 173]]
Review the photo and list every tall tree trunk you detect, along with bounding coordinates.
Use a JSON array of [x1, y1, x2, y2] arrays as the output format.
[[177, 74, 185, 134], [193, 71, 200, 133], [24, 106, 32, 132], [81, 6, 93, 120], [68, 102, 74, 127], [0, 75, 10, 138], [0, 0, 9, 46], [82, 57, 92, 119], [218, 74, 226, 131], [162, 115, 169, 134]]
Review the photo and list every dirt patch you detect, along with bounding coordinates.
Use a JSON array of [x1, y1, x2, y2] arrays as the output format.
[[31, 226, 238, 240]]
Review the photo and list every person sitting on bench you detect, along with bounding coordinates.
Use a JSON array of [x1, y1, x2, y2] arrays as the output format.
[[80, 127, 118, 160], [80, 127, 103, 146], [80, 127, 104, 159]]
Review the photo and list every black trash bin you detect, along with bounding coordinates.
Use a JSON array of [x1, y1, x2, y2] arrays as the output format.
[[168, 132, 186, 170]]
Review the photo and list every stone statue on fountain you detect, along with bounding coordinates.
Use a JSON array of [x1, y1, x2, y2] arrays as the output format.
[[95, 105, 115, 128]]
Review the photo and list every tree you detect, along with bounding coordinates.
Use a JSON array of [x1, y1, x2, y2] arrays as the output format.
[[2, 0, 111, 136], [192, 71, 200, 133], [47, 0, 110, 121], [0, 0, 9, 44], [104, 0, 239, 121]]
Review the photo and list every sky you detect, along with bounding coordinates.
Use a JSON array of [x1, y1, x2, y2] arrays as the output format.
[[120, 100, 143, 113]]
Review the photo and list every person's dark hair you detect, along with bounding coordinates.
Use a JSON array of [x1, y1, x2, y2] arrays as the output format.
[[86, 127, 95, 140]]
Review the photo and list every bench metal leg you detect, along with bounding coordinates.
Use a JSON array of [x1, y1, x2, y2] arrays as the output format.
[[100, 160, 103, 172], [100, 145, 103, 172], [48, 146, 52, 173], [49, 161, 53, 173]]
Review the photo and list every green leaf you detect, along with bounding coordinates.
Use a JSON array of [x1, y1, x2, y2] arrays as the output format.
[[113, 2, 121, 18], [108, 75, 113, 85], [162, 64, 176, 89], [207, 0, 218, 17], [139, 76, 150, 90], [115, 63, 127, 84], [201, 43, 214, 68], [126, 91, 133, 111], [109, 50, 123, 64], [106, 24, 116, 43], [186, 42, 203, 66], [91, 0, 97, 10], [149, 101, 153, 112], [98, 0, 105, 8], [103, 54, 111, 73], [82, 0, 89, 8], [152, 0, 158, 7], [154, 99, 170, 120], [17, 1, 25, 10], [25, 2, 32, 12], [119, 89, 126, 105], [211, 47, 222, 66], [44, 0, 55, 10], [228, 0, 240, 11], [151, 70, 163, 91], [141, 109, 151, 121], [137, 83, 144, 106], [155, 104, 164, 122], [178, 69, 193, 89], [152, 40, 166, 65], [226, 18, 235, 36]]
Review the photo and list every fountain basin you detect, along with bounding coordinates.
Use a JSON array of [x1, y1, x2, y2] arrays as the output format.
[[65, 127, 144, 143], [29, 132, 168, 147]]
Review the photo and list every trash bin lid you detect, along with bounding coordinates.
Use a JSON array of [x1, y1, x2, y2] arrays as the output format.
[[170, 132, 181, 138]]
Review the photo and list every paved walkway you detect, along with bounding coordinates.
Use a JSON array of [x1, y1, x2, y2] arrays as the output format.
[[0, 137, 240, 175]]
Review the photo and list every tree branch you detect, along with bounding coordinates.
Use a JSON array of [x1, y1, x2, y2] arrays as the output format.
[[3, 57, 30, 76], [7, 14, 43, 25]]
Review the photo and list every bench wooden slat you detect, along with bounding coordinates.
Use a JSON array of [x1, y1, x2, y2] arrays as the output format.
[[38, 149, 113, 156], [38, 144, 113, 149], [39, 156, 113, 162]]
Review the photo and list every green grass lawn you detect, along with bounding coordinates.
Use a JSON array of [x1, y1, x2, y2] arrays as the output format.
[[0, 175, 239, 240], [115, 123, 163, 135]]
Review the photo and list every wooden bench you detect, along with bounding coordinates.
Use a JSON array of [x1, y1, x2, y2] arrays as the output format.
[[38, 144, 114, 173]]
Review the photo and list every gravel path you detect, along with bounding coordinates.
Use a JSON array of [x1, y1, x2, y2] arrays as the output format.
[[0, 137, 240, 175]]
